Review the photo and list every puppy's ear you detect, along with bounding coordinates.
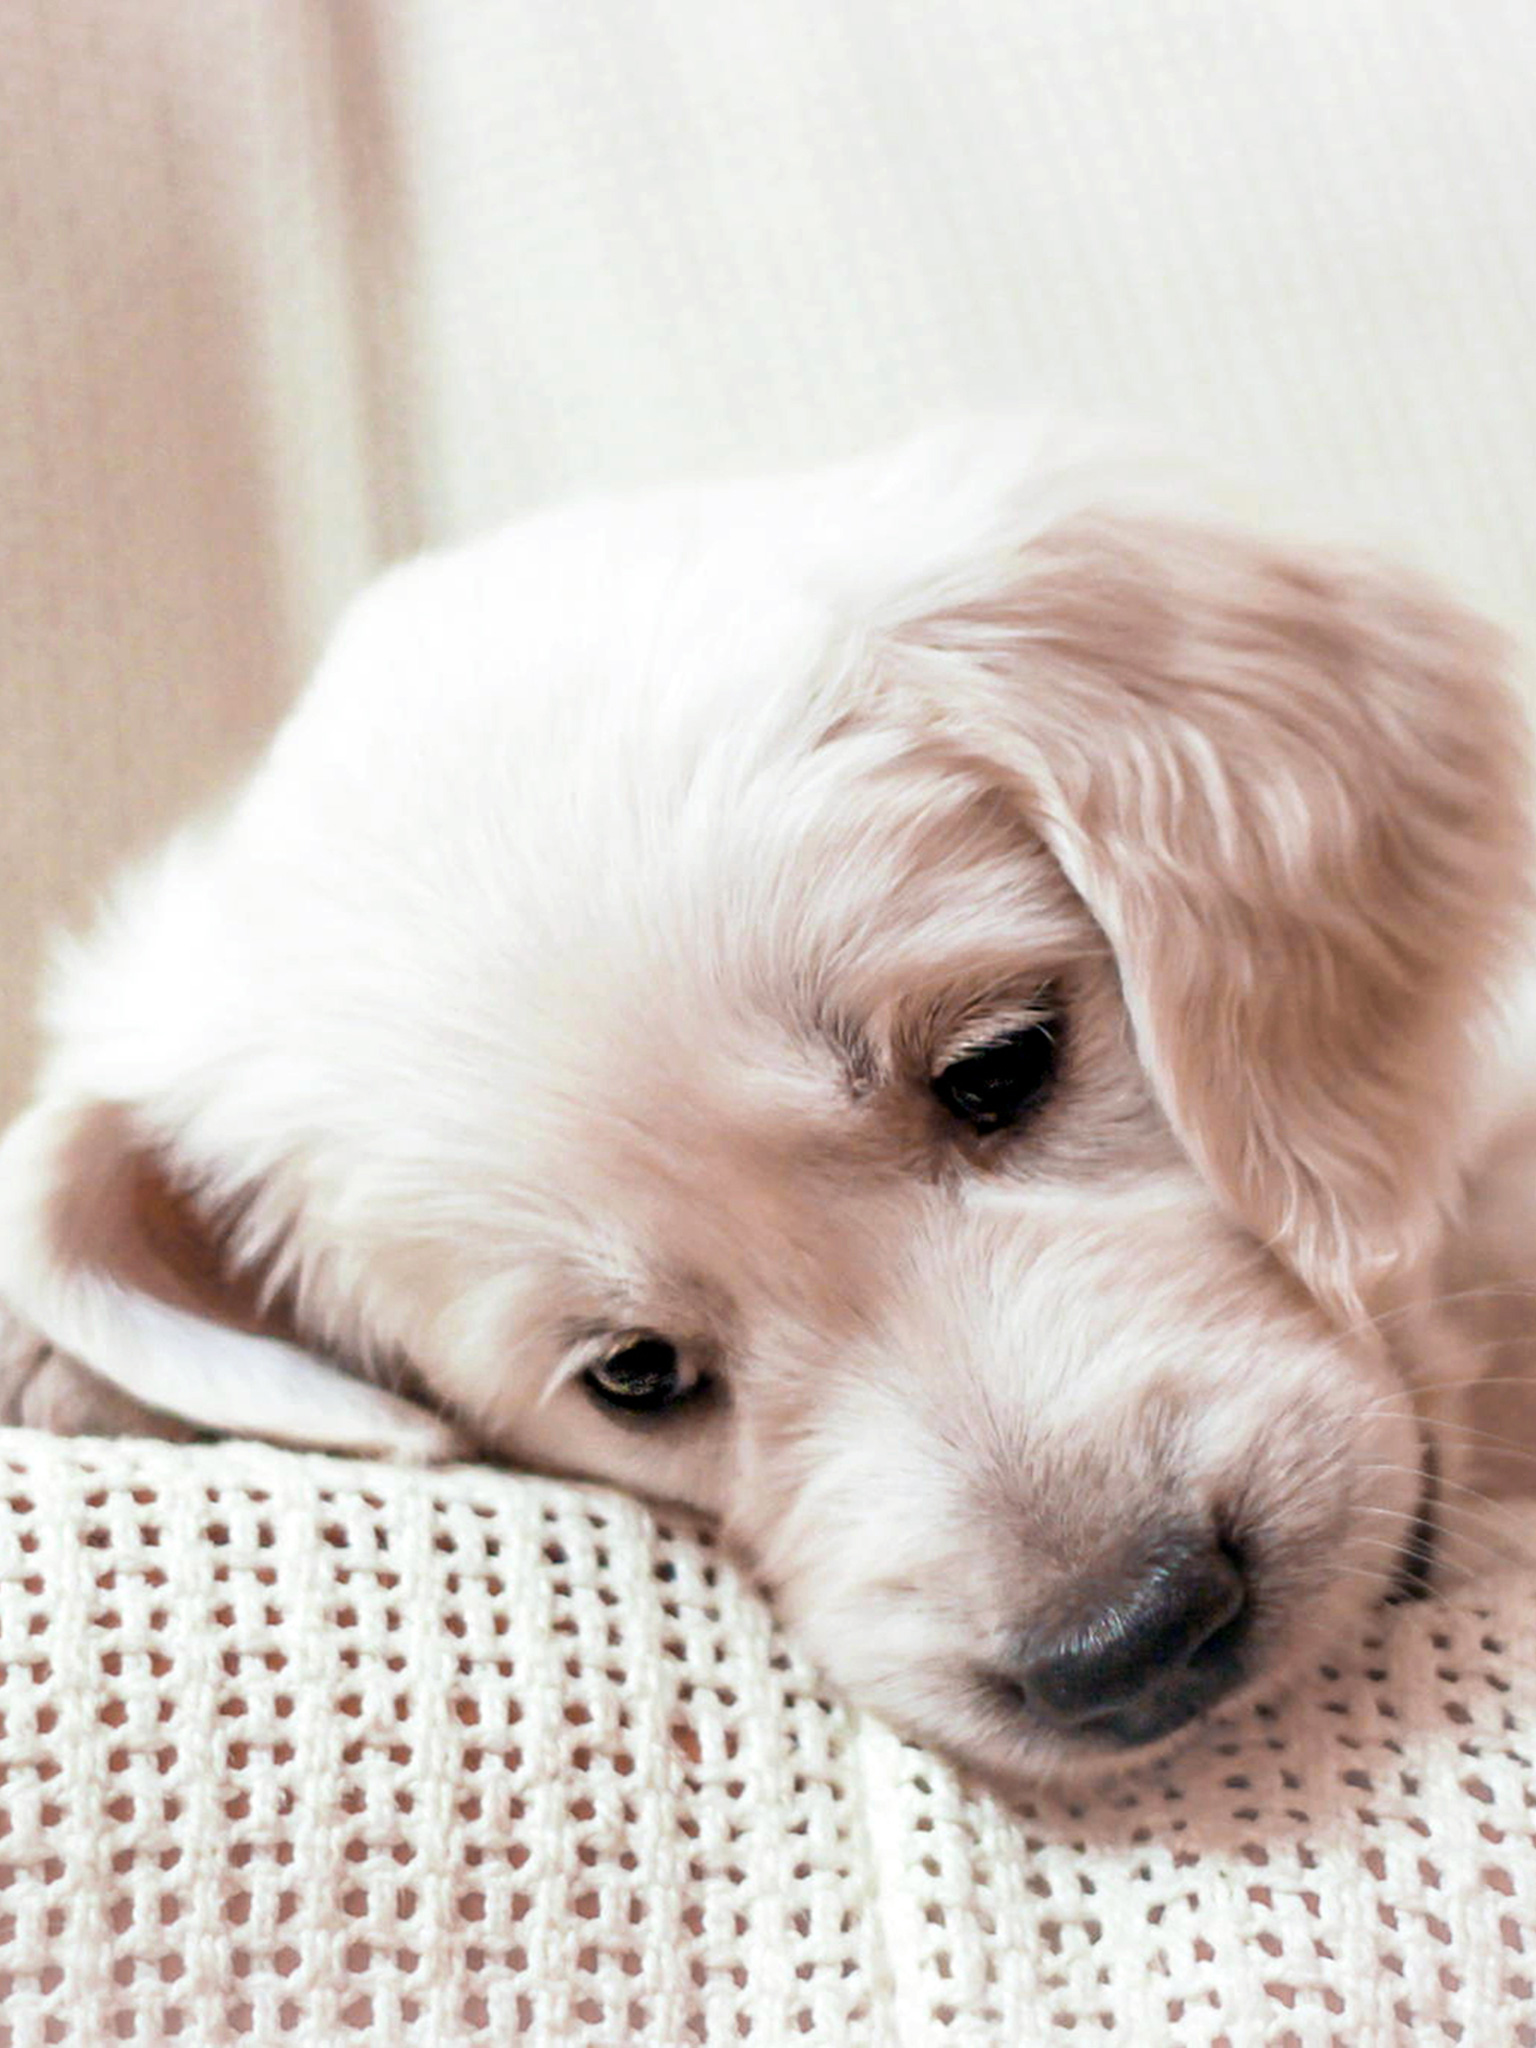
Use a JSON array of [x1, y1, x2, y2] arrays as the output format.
[[882, 508, 1531, 1316], [0, 1094, 461, 1457]]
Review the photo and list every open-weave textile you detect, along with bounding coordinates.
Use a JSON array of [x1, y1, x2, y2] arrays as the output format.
[[0, 1430, 1533, 2046]]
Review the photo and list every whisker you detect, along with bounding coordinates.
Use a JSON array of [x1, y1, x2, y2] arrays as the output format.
[[1343, 1539, 1489, 1584], [1354, 1466, 1512, 1506], [1350, 1519, 1523, 1572], [1424, 1444, 1536, 1482], [1366, 1370, 1536, 1404], [1326, 1285, 1536, 1349]]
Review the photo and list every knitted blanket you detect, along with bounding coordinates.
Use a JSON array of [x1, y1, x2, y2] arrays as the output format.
[[0, 1430, 1531, 2045]]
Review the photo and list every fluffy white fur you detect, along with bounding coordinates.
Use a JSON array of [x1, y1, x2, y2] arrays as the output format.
[[2, 419, 1532, 1784]]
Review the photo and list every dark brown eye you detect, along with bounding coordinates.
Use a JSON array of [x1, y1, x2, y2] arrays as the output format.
[[931, 1020, 1058, 1135], [581, 1337, 705, 1416]]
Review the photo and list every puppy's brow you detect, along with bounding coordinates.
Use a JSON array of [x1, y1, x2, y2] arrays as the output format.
[[809, 1009, 884, 1097]]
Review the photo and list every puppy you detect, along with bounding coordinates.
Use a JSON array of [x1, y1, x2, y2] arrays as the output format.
[[2, 420, 1532, 1784]]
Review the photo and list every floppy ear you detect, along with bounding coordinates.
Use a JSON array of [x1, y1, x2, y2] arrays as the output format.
[[880, 508, 1531, 1317], [0, 1093, 462, 1456]]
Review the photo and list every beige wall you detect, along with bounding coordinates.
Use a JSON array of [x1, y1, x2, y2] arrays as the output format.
[[2, 5, 384, 1106], [5, 0, 1534, 1112]]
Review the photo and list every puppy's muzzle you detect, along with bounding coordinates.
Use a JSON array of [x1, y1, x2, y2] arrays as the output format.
[[1001, 1529, 1251, 1749]]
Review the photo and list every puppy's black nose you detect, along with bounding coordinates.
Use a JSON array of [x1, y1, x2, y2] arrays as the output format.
[[1012, 1536, 1249, 1748]]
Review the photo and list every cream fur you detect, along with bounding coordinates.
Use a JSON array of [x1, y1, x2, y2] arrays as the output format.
[[1, 419, 1531, 1784]]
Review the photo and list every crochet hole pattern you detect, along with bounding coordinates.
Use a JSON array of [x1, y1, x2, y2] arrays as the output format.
[[0, 1434, 1533, 2045]]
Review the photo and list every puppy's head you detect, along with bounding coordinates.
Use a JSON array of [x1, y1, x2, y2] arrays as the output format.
[[2, 423, 1528, 1781]]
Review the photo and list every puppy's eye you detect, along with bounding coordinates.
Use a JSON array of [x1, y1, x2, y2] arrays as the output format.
[[581, 1337, 705, 1416], [931, 1021, 1058, 1135]]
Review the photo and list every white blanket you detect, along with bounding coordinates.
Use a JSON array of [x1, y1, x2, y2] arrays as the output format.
[[0, 1430, 1532, 2045]]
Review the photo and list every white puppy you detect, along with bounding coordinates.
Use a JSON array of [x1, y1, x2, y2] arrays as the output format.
[[2, 420, 1532, 1783]]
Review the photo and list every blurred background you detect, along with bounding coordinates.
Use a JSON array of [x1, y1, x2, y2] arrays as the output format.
[[3, 0, 1534, 1106]]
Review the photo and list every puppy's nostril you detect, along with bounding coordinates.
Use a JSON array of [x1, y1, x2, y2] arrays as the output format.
[[1011, 1535, 1250, 1748]]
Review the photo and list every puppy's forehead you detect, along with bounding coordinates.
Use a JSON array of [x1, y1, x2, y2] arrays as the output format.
[[466, 483, 861, 731], [480, 733, 1076, 1106], [315, 490, 1081, 1022], [300, 447, 1004, 786]]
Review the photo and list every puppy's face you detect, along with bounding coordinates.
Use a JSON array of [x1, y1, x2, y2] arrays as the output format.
[[2, 425, 1528, 1782], [385, 779, 1418, 1780]]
